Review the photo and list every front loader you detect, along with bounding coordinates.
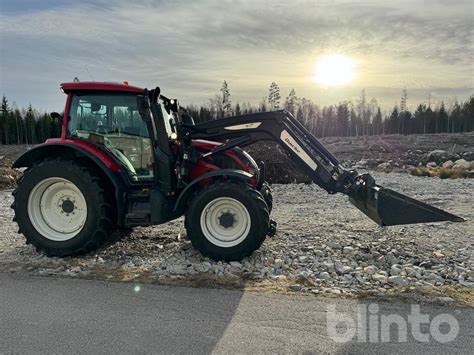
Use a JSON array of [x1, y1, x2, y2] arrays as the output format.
[[12, 82, 464, 261]]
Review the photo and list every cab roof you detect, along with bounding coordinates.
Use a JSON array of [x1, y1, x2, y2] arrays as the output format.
[[60, 81, 144, 94]]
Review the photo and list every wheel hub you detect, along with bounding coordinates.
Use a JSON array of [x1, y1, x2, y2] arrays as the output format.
[[218, 211, 235, 229], [200, 197, 251, 248], [61, 199, 75, 214]]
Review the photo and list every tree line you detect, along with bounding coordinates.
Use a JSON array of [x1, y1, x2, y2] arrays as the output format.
[[0, 96, 62, 145], [186, 82, 474, 138], [1, 83, 473, 145]]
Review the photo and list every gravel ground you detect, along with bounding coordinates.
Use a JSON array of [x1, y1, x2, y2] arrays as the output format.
[[0, 172, 472, 297]]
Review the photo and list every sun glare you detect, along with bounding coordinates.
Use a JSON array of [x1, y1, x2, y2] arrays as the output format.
[[314, 54, 356, 86]]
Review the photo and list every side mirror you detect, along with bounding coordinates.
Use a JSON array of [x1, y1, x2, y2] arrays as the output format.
[[137, 95, 151, 122]]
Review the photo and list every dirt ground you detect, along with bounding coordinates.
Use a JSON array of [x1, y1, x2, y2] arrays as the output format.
[[1, 172, 472, 303]]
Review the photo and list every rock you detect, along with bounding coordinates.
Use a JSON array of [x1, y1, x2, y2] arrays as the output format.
[[229, 261, 242, 268], [323, 261, 334, 271], [436, 296, 454, 304], [427, 150, 447, 163], [372, 273, 387, 283], [336, 265, 352, 274], [168, 264, 187, 274], [273, 258, 284, 268], [433, 251, 445, 258], [390, 265, 402, 276], [298, 256, 308, 263], [289, 284, 303, 292], [313, 249, 325, 257], [377, 162, 392, 169], [343, 246, 354, 254], [363, 265, 377, 275], [453, 159, 473, 169], [319, 271, 331, 280], [442, 160, 454, 168], [354, 159, 368, 169], [419, 261, 432, 269], [426, 161, 437, 168], [388, 276, 408, 286], [459, 279, 474, 287]]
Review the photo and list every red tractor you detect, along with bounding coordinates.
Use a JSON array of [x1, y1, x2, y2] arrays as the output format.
[[12, 82, 463, 261]]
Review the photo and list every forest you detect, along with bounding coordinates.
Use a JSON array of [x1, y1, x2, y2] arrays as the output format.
[[1, 81, 473, 145]]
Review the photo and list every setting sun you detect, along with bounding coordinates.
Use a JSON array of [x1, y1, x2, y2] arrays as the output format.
[[314, 54, 356, 86]]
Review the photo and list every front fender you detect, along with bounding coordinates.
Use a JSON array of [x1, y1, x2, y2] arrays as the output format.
[[173, 169, 253, 215]]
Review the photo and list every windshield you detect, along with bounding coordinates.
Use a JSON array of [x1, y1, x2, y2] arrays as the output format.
[[68, 93, 154, 181]]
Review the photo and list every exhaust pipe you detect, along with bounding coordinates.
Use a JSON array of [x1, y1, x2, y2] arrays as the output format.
[[348, 174, 465, 226]]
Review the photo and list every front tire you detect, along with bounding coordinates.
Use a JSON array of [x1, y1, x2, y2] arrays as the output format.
[[185, 181, 269, 261], [259, 182, 273, 212], [12, 159, 114, 256]]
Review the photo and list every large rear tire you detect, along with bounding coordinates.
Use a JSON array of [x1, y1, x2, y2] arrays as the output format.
[[185, 181, 269, 261], [12, 159, 114, 256]]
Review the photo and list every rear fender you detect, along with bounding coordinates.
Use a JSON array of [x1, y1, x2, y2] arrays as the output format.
[[13, 141, 129, 226], [173, 169, 253, 215]]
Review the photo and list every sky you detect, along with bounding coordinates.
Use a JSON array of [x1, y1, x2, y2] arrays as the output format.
[[0, 0, 473, 112]]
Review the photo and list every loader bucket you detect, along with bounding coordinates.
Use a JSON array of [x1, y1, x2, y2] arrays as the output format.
[[349, 185, 465, 226]]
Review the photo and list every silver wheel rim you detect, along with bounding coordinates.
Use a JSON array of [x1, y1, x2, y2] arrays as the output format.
[[27, 177, 88, 241], [200, 197, 251, 248]]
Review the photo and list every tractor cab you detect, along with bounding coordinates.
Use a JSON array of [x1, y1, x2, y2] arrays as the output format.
[[63, 82, 177, 182]]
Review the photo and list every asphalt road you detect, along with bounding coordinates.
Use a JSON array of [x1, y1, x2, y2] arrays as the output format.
[[0, 273, 472, 354]]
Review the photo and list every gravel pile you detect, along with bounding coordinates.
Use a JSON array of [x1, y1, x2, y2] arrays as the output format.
[[0, 173, 472, 295], [0, 156, 22, 189]]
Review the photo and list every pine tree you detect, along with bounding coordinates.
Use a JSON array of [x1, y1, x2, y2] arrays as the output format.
[[235, 102, 241, 116], [336, 102, 350, 136], [389, 106, 399, 134], [259, 97, 267, 112], [373, 107, 383, 135], [461, 96, 474, 132], [1, 96, 9, 144], [296, 105, 304, 124], [356, 90, 370, 135], [268, 82, 281, 110], [285, 89, 298, 116], [220, 81, 232, 117], [437, 102, 448, 133], [400, 87, 408, 112], [25, 104, 37, 144]]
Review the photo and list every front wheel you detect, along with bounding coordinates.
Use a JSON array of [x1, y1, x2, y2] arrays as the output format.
[[259, 182, 273, 212], [185, 181, 269, 261]]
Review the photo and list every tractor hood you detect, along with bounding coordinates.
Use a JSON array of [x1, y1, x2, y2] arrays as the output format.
[[191, 139, 260, 177]]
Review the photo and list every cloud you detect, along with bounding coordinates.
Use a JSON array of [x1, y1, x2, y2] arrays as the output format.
[[0, 0, 472, 110]]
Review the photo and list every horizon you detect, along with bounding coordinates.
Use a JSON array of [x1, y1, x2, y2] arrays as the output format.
[[1, 0, 473, 111]]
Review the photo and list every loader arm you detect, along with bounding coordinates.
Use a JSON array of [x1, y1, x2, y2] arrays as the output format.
[[188, 110, 353, 194], [186, 110, 464, 226]]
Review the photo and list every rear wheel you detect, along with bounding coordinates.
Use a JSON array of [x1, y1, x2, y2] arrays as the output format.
[[185, 181, 269, 261], [12, 159, 114, 256]]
